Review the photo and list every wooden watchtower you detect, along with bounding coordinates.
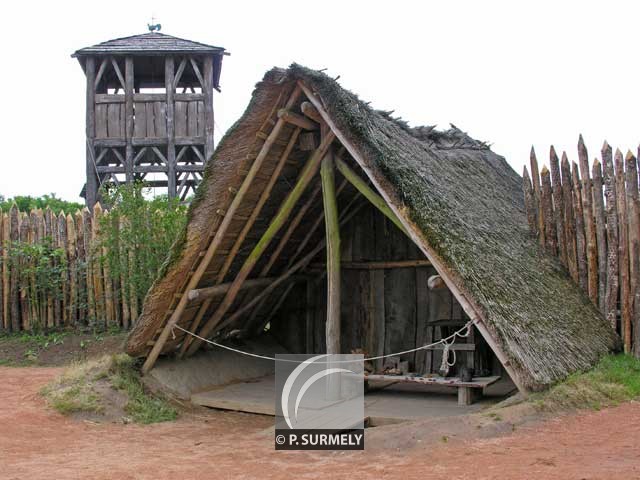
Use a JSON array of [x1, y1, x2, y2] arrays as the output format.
[[73, 31, 227, 207]]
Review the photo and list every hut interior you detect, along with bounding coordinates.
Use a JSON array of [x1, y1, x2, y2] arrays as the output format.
[[131, 87, 512, 408]]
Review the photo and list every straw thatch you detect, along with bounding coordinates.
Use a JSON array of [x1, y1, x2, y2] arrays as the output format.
[[126, 65, 619, 391]]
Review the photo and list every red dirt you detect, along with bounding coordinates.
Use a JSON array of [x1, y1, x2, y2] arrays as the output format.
[[1, 366, 639, 480]]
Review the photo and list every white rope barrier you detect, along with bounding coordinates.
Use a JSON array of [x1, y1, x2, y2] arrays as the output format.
[[171, 321, 474, 365]]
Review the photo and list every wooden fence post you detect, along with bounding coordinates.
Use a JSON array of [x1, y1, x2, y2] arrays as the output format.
[[572, 162, 588, 293], [9, 205, 20, 332], [615, 149, 631, 351], [66, 214, 78, 326], [523, 167, 538, 236], [75, 210, 87, 325], [540, 166, 557, 255], [561, 153, 578, 282], [92, 203, 105, 328], [530, 147, 544, 246], [550, 147, 567, 266], [625, 151, 640, 356], [591, 158, 607, 314], [602, 142, 619, 330], [578, 136, 598, 305]]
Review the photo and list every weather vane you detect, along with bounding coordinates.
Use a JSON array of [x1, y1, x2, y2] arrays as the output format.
[[147, 15, 161, 32]]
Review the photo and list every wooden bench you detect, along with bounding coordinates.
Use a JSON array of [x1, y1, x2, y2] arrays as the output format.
[[365, 374, 500, 405]]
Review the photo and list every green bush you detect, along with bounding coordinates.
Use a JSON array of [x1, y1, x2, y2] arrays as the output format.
[[99, 183, 187, 311]]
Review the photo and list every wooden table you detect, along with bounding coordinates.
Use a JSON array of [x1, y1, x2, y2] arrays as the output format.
[[365, 374, 501, 405]]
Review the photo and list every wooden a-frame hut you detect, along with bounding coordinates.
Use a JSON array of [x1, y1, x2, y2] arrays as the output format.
[[126, 65, 619, 394]]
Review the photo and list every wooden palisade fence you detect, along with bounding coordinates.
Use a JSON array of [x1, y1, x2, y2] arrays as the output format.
[[0, 203, 140, 333], [524, 136, 640, 355]]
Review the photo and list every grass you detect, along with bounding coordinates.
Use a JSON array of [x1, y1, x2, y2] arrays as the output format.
[[41, 354, 177, 424], [108, 354, 178, 424], [530, 354, 640, 411], [41, 357, 104, 415]]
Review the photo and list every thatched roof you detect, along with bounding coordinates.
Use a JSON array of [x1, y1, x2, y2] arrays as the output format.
[[126, 64, 619, 392]]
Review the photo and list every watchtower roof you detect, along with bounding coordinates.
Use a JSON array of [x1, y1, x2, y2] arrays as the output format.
[[72, 32, 227, 57]]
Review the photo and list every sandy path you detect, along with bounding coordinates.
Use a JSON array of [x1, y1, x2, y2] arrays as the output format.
[[1, 366, 639, 480]]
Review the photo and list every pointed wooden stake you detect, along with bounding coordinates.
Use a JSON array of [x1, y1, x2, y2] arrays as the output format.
[[602, 142, 618, 329]]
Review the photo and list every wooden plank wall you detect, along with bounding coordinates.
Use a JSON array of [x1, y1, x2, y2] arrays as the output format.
[[272, 203, 492, 374], [97, 99, 204, 140], [0, 203, 139, 332], [524, 137, 640, 355]]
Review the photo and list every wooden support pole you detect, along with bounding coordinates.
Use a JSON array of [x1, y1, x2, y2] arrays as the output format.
[[185, 131, 336, 357], [124, 57, 134, 183], [578, 135, 598, 306], [85, 57, 98, 209], [591, 158, 607, 315], [550, 147, 567, 266], [602, 142, 619, 329], [141, 85, 304, 373], [321, 148, 341, 400], [561, 153, 578, 282], [334, 156, 408, 235], [165, 57, 176, 199], [203, 56, 215, 162], [277, 109, 319, 131], [615, 149, 631, 351], [322, 150, 341, 356]]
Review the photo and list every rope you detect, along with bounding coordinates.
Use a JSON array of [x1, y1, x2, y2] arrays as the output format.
[[172, 321, 474, 365]]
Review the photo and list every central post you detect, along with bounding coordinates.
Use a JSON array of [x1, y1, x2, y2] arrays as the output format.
[[321, 138, 341, 400]]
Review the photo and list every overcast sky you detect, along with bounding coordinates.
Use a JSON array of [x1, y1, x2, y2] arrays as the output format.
[[1, 0, 638, 202]]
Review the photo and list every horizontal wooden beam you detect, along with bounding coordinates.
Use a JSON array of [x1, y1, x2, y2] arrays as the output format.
[[93, 136, 205, 148], [301, 101, 323, 123], [95, 93, 204, 104], [308, 259, 432, 270], [277, 109, 319, 131], [187, 276, 304, 302]]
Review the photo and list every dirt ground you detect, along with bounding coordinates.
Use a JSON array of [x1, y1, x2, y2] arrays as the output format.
[[1, 366, 639, 479]]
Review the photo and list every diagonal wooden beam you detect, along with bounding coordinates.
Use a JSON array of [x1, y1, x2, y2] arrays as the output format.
[[141, 85, 303, 373], [189, 57, 205, 89], [111, 58, 126, 90], [177, 128, 302, 356], [185, 131, 336, 356], [216, 195, 365, 335], [243, 177, 347, 331], [334, 155, 407, 234], [246, 191, 364, 336], [94, 58, 109, 88], [173, 57, 188, 90]]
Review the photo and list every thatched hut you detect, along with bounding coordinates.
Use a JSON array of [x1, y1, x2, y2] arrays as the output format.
[[126, 65, 618, 399]]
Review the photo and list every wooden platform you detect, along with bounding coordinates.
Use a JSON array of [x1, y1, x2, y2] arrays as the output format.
[[366, 375, 500, 405]]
